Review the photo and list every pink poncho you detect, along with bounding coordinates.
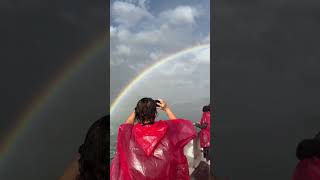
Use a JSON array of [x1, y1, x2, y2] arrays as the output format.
[[293, 157, 320, 180], [110, 119, 196, 180], [199, 112, 210, 148]]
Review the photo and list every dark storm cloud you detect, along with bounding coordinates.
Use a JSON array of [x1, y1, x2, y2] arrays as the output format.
[[213, 0, 320, 179], [0, 0, 107, 179]]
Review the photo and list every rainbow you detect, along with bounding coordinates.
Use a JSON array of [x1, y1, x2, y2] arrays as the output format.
[[0, 33, 107, 163], [110, 43, 210, 115], [0, 41, 209, 164]]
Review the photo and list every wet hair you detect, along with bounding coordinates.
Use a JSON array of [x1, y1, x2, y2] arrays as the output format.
[[296, 139, 320, 160], [77, 115, 108, 180], [202, 104, 210, 112], [135, 97, 158, 125]]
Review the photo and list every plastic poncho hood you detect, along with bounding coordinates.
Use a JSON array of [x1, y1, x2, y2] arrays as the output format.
[[110, 119, 196, 180], [133, 120, 168, 156]]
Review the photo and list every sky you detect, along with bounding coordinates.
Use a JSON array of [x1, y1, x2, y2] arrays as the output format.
[[110, 0, 210, 103], [0, 0, 107, 179], [109, 0, 210, 163]]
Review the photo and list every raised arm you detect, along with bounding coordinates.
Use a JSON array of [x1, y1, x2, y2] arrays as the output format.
[[125, 111, 136, 124], [164, 106, 177, 120], [157, 99, 177, 120], [194, 122, 208, 129]]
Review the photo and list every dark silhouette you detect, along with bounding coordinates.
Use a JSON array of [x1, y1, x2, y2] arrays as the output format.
[[314, 132, 320, 142], [296, 139, 320, 161], [292, 132, 320, 180], [76, 115, 108, 180]]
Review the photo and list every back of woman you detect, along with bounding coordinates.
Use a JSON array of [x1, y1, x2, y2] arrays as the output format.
[[110, 98, 196, 180]]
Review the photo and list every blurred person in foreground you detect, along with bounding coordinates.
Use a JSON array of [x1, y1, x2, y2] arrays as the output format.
[[292, 131, 320, 180], [194, 104, 211, 163], [110, 97, 196, 180], [60, 115, 108, 180]]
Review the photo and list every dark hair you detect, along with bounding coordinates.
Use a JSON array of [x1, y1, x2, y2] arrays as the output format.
[[135, 97, 158, 125], [296, 139, 320, 160], [77, 115, 108, 180], [202, 104, 210, 112]]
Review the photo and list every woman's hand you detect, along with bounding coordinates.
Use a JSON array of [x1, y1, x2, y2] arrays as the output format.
[[156, 99, 177, 120], [156, 99, 168, 111], [194, 122, 207, 129]]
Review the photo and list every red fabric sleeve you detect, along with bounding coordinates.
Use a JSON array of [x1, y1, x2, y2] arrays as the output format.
[[165, 119, 197, 148], [110, 124, 133, 180]]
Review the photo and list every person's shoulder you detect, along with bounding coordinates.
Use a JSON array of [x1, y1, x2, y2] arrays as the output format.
[[161, 119, 193, 125], [164, 118, 191, 122], [118, 122, 134, 129], [119, 122, 134, 127]]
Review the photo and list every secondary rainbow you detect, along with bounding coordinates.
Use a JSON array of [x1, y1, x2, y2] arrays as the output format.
[[0, 33, 107, 163], [110, 43, 210, 115]]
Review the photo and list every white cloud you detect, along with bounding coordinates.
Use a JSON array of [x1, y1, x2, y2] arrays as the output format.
[[134, 29, 162, 44], [110, 0, 209, 74], [160, 6, 200, 25], [110, 58, 125, 65], [174, 79, 194, 87], [116, 45, 131, 56], [116, 28, 131, 41], [124, 0, 149, 8], [202, 33, 210, 43], [157, 59, 197, 76], [190, 47, 210, 64], [128, 63, 147, 71], [110, 26, 117, 37], [136, 0, 149, 9], [111, 1, 152, 28], [149, 51, 164, 60], [110, 45, 131, 65]]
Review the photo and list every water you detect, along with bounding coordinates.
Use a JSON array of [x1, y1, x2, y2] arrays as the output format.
[[110, 135, 117, 161]]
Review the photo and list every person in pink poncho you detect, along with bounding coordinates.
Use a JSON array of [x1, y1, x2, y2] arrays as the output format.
[[292, 132, 320, 180], [110, 97, 197, 180], [194, 104, 211, 162]]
